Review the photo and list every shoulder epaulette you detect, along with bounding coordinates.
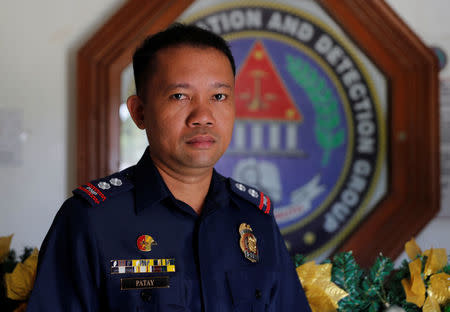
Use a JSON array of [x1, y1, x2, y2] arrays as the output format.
[[73, 167, 134, 206], [228, 178, 272, 215]]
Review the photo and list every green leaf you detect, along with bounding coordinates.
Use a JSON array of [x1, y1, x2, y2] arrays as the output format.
[[369, 255, 394, 286], [443, 264, 450, 275], [292, 251, 448, 312], [1, 250, 18, 273], [367, 301, 380, 312], [332, 252, 371, 311], [19, 247, 34, 263], [332, 252, 364, 294], [362, 276, 380, 298], [293, 254, 307, 267], [401, 301, 421, 312], [365, 255, 394, 305], [337, 296, 370, 312], [396, 260, 411, 279], [386, 264, 409, 307]]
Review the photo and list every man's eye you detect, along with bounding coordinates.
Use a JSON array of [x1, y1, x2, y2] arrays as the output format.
[[213, 94, 226, 101], [171, 93, 187, 100]]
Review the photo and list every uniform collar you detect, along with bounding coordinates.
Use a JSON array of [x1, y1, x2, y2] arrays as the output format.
[[133, 147, 230, 216], [133, 147, 171, 215], [203, 169, 230, 216]]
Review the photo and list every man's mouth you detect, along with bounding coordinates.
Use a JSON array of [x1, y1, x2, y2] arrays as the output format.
[[186, 135, 216, 148]]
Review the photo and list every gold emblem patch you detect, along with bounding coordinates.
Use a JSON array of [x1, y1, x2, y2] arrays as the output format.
[[239, 223, 259, 263], [137, 235, 157, 252]]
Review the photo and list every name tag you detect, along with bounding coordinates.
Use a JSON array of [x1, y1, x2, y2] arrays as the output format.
[[121, 276, 170, 290]]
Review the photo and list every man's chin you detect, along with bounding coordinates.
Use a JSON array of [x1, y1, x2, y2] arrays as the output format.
[[183, 153, 223, 169], [184, 159, 218, 169]]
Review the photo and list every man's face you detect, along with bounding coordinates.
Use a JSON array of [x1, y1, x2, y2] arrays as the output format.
[[141, 45, 235, 173]]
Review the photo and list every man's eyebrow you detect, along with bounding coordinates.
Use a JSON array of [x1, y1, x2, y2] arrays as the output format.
[[211, 82, 232, 89], [164, 82, 232, 93], [163, 83, 191, 93]]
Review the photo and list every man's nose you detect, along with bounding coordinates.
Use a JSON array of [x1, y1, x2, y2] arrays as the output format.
[[187, 99, 215, 127]]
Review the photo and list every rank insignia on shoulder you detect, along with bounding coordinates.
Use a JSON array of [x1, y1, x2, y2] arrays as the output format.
[[229, 178, 272, 215], [239, 223, 259, 263], [73, 168, 133, 206]]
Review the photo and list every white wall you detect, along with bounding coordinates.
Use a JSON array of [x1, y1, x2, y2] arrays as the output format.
[[0, 0, 126, 251], [385, 0, 450, 262], [0, 0, 448, 257], [386, 0, 450, 78]]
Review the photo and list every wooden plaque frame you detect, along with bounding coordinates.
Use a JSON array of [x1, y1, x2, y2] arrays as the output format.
[[77, 0, 439, 267]]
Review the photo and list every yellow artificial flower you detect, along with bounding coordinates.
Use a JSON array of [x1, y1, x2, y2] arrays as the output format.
[[5, 248, 39, 301], [297, 260, 348, 312], [405, 238, 422, 260], [401, 258, 426, 307], [423, 296, 441, 312], [427, 272, 450, 306], [402, 238, 450, 309], [423, 248, 447, 277], [405, 238, 447, 276], [0, 234, 13, 263]]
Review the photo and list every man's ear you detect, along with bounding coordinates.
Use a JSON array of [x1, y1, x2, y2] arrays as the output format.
[[127, 95, 146, 129]]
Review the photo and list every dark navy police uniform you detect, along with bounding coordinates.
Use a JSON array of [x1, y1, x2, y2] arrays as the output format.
[[27, 148, 311, 311]]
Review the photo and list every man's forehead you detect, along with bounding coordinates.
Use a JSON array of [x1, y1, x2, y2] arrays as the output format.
[[150, 45, 234, 79]]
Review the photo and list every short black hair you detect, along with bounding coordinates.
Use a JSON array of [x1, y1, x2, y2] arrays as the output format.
[[132, 23, 236, 99]]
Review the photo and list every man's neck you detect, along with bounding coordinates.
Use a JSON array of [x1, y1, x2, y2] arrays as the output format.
[[153, 162, 213, 215]]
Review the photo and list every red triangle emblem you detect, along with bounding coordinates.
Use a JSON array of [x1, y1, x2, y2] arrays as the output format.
[[235, 41, 302, 121]]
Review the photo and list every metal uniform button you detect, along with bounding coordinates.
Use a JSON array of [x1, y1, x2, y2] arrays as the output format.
[[110, 178, 122, 186], [98, 181, 111, 190], [248, 189, 259, 198], [140, 290, 152, 302], [235, 183, 246, 192], [255, 289, 262, 299]]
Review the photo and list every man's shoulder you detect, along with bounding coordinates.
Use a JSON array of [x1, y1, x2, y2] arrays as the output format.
[[72, 166, 135, 207], [227, 177, 273, 216]]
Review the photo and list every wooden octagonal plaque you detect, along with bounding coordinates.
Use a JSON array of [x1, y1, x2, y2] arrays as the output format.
[[77, 0, 439, 266]]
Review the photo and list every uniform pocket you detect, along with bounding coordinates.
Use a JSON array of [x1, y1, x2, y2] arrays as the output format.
[[226, 266, 278, 312], [121, 274, 185, 311], [147, 274, 186, 310], [108, 272, 187, 311]]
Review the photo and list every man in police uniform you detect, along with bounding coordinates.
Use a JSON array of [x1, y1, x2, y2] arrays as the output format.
[[27, 24, 311, 311]]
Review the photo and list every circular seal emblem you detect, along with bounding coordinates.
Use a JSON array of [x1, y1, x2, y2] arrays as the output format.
[[182, 1, 386, 257], [137, 234, 157, 252]]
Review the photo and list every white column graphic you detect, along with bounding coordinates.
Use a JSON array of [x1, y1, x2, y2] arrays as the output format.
[[251, 123, 263, 150], [286, 124, 298, 151], [269, 123, 281, 150], [234, 122, 246, 150]]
